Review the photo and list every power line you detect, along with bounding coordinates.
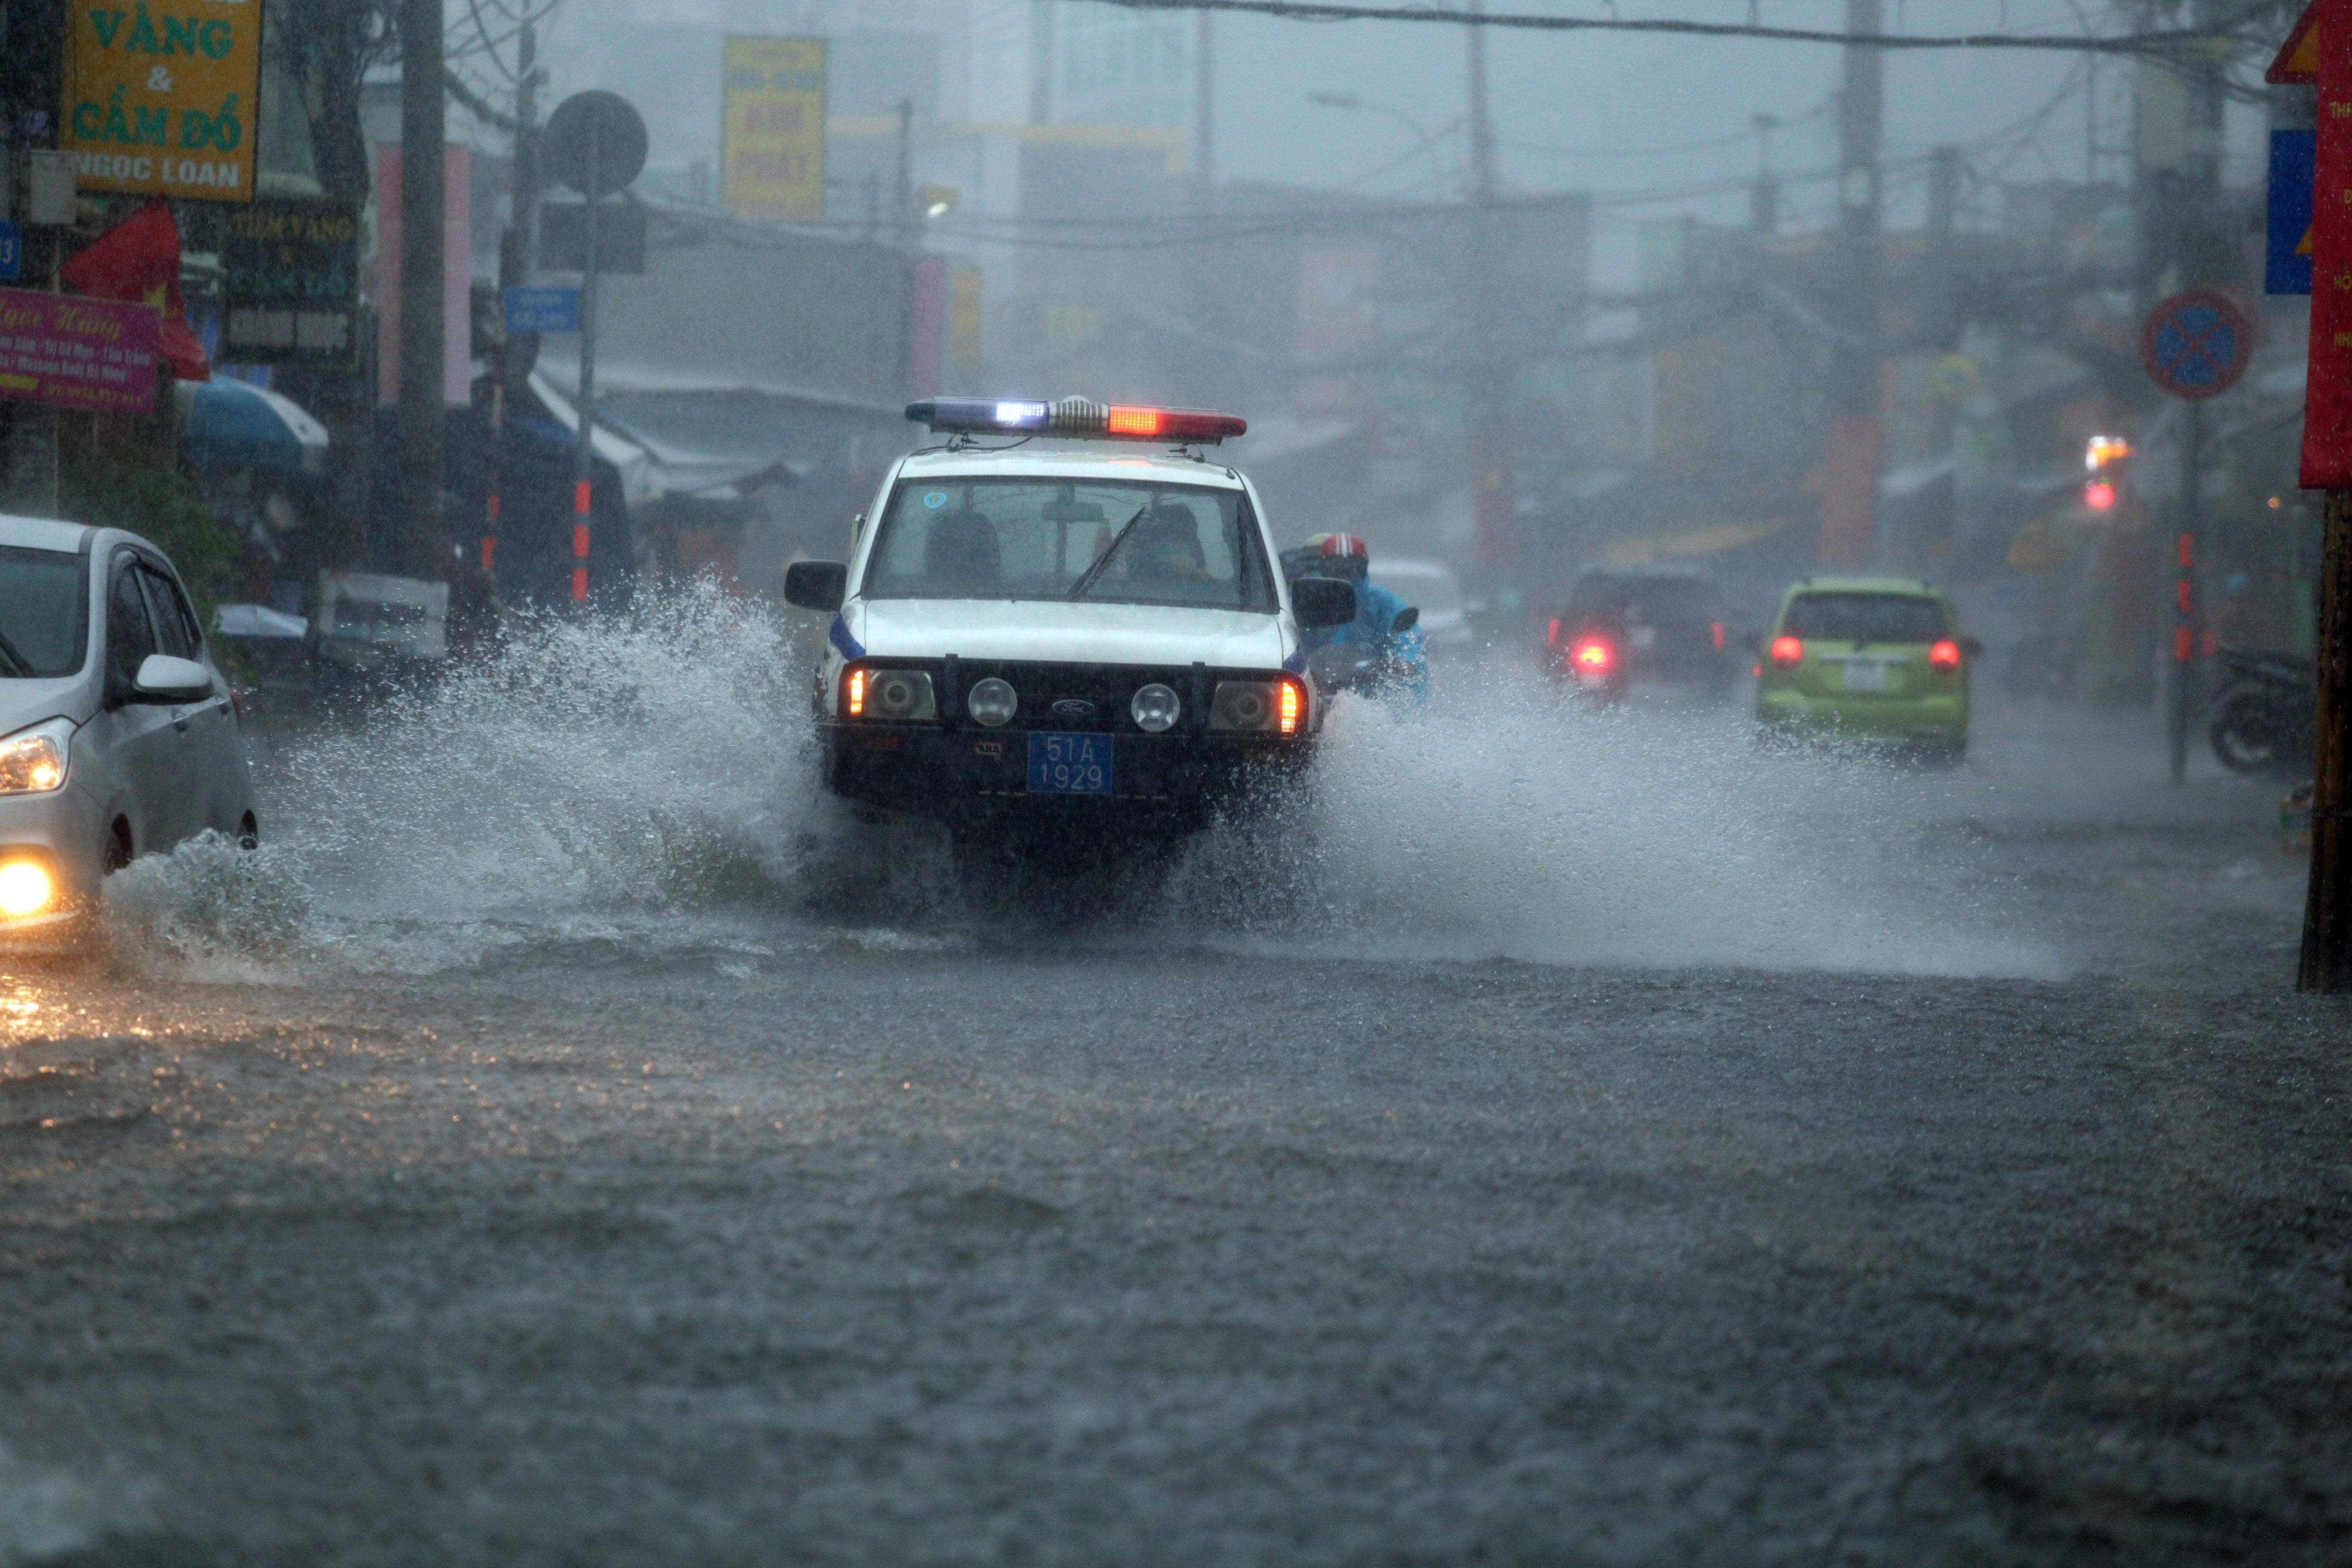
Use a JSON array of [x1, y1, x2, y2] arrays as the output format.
[[1068, 0, 2278, 56]]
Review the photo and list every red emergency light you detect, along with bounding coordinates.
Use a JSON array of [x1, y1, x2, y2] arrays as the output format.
[[907, 395, 1248, 445]]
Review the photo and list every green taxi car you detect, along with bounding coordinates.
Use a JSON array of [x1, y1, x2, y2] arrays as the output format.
[[1753, 576, 1978, 762]]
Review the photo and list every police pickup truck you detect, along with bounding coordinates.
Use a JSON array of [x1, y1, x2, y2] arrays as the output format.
[[785, 397, 1356, 855]]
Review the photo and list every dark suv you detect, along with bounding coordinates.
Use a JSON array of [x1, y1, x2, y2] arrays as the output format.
[[1543, 570, 1735, 701]]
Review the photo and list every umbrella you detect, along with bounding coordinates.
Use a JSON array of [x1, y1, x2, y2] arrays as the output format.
[[177, 380, 331, 476]]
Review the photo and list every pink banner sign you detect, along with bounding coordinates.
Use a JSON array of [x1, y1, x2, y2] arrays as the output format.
[[0, 289, 160, 413]]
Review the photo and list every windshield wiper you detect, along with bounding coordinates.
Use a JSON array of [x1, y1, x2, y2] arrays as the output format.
[[1065, 502, 1152, 601], [0, 630, 36, 679]]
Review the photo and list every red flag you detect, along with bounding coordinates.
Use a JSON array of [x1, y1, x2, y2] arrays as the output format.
[[2304, 0, 2352, 485], [60, 198, 208, 383]]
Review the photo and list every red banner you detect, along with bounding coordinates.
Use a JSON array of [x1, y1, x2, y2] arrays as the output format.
[[0, 288, 160, 414], [2304, 0, 2352, 486]]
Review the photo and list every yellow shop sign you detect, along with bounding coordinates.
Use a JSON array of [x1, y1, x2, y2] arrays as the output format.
[[60, 0, 264, 203]]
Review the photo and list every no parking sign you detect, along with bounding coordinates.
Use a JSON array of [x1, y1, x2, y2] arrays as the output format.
[[2140, 291, 2254, 401]]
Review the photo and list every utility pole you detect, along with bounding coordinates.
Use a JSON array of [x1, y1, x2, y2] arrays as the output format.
[[1751, 112, 1779, 239], [2306, 489, 2352, 989], [398, 0, 450, 583], [1193, 9, 1220, 401], [0, 0, 65, 519], [1821, 0, 1883, 567], [486, 19, 544, 585], [1194, 9, 1214, 197], [893, 96, 916, 250], [1464, 0, 1516, 583]]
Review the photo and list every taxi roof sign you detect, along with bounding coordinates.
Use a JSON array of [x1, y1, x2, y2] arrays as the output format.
[[2269, 2, 2319, 84]]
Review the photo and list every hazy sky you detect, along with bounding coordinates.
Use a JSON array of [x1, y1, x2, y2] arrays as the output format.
[[527, 0, 2274, 281], [1201, 0, 2269, 283]]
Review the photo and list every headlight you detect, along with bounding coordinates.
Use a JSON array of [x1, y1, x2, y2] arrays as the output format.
[[845, 668, 937, 721], [967, 677, 1018, 728], [1210, 680, 1305, 736], [0, 718, 71, 794], [1130, 683, 1181, 733]]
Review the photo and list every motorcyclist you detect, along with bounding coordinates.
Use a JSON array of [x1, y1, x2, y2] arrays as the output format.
[[1296, 532, 1427, 702]]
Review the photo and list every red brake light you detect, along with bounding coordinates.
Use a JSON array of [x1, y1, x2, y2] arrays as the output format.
[[1545, 617, 1562, 646], [2085, 480, 2115, 511], [1710, 620, 1724, 651], [1768, 635, 1803, 668], [1278, 678, 1302, 735], [1572, 637, 1614, 673], [1928, 639, 1962, 671], [845, 667, 867, 716]]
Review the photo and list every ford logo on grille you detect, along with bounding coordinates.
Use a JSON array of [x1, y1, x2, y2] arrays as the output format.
[[1051, 698, 1096, 720]]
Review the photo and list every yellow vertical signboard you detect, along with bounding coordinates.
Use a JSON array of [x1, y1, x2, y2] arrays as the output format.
[[722, 36, 827, 222], [60, 0, 265, 202]]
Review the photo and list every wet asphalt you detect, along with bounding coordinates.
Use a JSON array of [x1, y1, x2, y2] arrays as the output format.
[[0, 689, 2346, 1567]]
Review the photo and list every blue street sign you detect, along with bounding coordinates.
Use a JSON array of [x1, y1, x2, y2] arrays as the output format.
[[0, 222, 21, 284], [2269, 128, 2314, 296], [503, 284, 581, 334]]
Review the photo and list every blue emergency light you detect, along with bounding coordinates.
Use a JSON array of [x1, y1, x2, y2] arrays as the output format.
[[907, 395, 1247, 445]]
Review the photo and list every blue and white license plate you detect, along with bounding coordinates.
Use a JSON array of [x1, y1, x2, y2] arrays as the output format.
[[1027, 732, 1113, 796]]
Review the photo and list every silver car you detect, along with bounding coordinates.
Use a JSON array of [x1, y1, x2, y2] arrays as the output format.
[[0, 514, 256, 946]]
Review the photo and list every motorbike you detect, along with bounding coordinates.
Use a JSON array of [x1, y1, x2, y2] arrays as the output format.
[[1307, 606, 1424, 705], [1547, 618, 1629, 704], [2208, 647, 2315, 775]]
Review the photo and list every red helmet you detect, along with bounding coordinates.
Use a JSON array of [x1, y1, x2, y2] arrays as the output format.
[[1318, 532, 1369, 561]]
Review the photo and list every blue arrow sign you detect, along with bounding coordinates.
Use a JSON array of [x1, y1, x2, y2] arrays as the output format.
[[503, 284, 581, 334], [2269, 128, 2314, 296], [0, 222, 21, 285]]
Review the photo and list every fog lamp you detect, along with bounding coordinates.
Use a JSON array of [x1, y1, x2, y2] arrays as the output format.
[[967, 677, 1018, 727], [1130, 683, 1181, 732], [0, 861, 53, 919]]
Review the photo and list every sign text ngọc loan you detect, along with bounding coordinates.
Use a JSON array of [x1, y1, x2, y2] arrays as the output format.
[[60, 0, 264, 202]]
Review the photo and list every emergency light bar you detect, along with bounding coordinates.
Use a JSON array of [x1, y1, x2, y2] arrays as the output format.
[[906, 395, 1247, 445]]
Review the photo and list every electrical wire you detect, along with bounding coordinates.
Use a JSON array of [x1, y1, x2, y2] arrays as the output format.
[[1066, 0, 2282, 56]]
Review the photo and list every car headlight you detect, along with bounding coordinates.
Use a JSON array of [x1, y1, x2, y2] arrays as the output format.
[[845, 668, 937, 721], [1130, 683, 1181, 733], [967, 677, 1018, 728], [0, 718, 71, 794]]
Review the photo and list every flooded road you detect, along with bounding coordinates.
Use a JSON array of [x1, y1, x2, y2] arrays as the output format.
[[0, 609, 2344, 1565]]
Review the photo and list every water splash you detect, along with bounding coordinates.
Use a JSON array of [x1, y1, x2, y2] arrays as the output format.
[[103, 584, 821, 977], [1168, 679, 2054, 977], [99, 596, 2049, 980]]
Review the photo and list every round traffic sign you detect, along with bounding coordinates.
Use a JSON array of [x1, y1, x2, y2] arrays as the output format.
[[543, 91, 649, 199], [2140, 290, 2254, 401]]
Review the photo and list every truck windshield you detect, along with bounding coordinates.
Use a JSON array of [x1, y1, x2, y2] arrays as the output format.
[[0, 547, 87, 679], [863, 477, 1279, 611]]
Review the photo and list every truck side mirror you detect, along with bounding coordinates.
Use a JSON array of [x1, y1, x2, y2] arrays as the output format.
[[1290, 575, 1357, 630], [1961, 637, 1984, 659], [1739, 631, 1764, 653], [1391, 606, 1420, 634], [785, 560, 848, 612]]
